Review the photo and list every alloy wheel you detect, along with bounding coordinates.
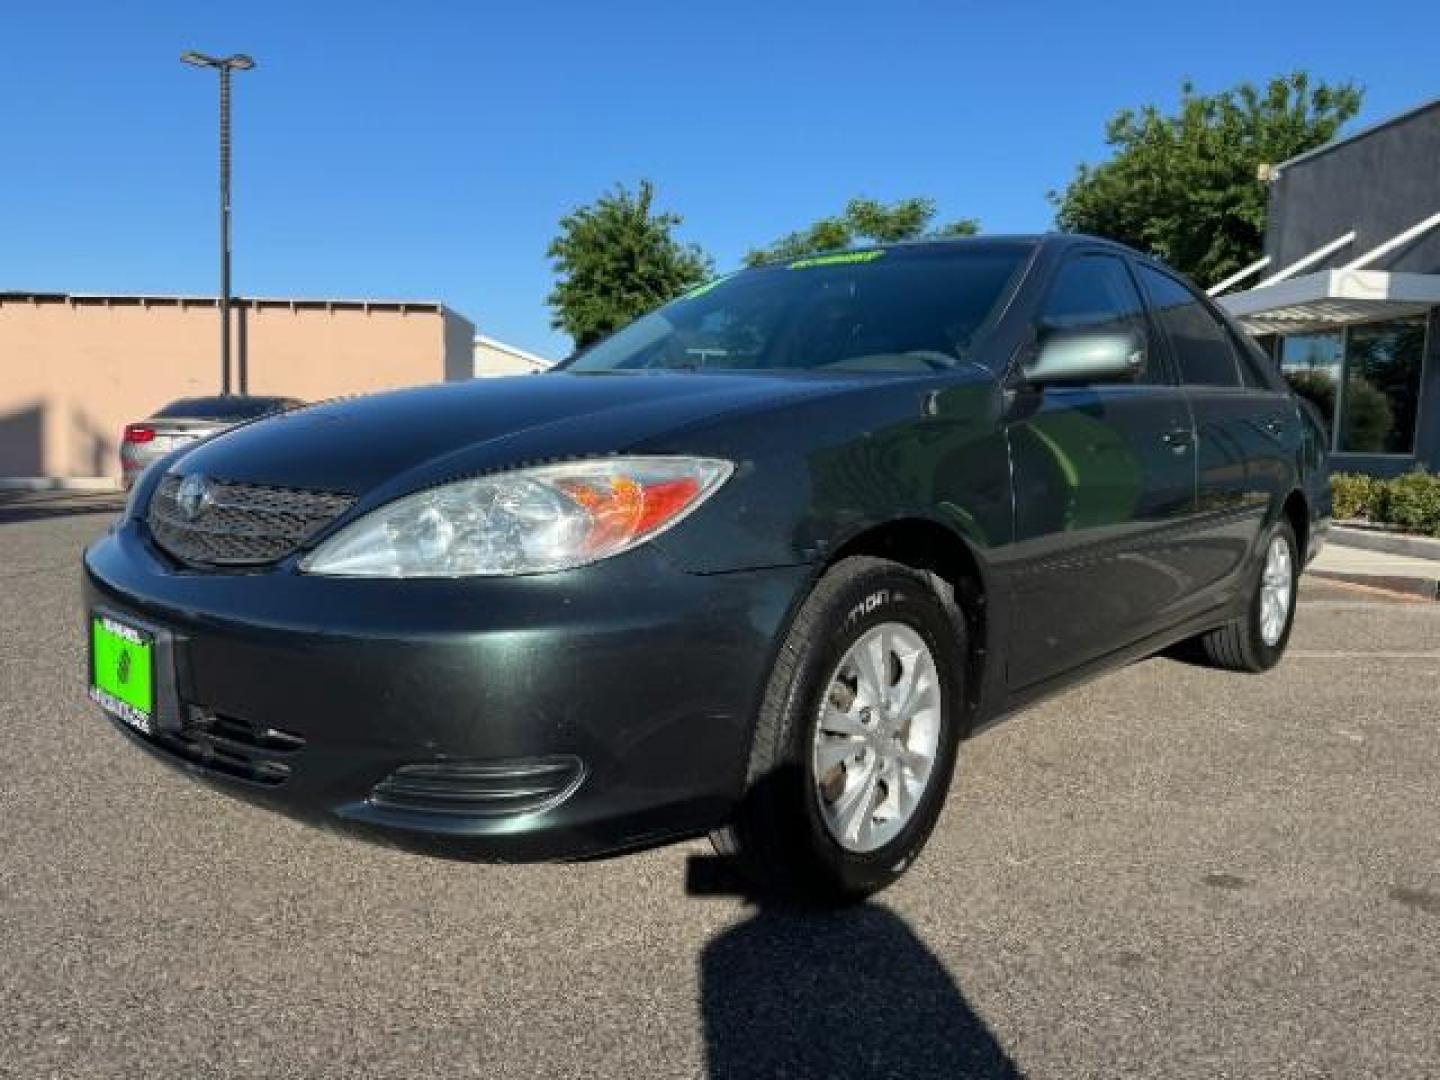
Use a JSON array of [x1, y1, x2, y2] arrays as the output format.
[[1259, 534, 1293, 646], [812, 622, 942, 853]]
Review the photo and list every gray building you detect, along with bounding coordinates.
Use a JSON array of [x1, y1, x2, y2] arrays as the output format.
[[1219, 97, 1440, 475]]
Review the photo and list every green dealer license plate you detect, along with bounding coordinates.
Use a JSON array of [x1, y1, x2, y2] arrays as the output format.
[[89, 615, 155, 735]]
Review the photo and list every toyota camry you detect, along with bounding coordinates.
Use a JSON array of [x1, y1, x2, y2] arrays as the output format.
[[84, 235, 1330, 900]]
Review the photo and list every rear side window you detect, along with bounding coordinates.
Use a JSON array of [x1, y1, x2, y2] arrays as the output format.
[[1137, 265, 1242, 388], [1039, 253, 1161, 383], [1229, 329, 1279, 390]]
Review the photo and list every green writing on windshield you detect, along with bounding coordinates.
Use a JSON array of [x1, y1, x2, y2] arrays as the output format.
[[788, 250, 886, 270], [680, 273, 735, 301]]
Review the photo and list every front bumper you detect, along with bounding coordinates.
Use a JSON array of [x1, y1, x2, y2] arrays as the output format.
[[83, 523, 809, 861]]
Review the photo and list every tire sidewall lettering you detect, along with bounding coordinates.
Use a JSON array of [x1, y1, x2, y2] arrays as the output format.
[[841, 588, 904, 635]]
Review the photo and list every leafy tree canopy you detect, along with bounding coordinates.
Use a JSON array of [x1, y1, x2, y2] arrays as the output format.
[[744, 197, 978, 267], [1051, 73, 1362, 286], [547, 180, 711, 348]]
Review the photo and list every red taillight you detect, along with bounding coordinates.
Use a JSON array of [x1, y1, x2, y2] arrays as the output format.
[[123, 424, 155, 444]]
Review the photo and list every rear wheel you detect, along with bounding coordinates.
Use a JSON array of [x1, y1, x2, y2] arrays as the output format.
[[712, 556, 965, 903], [1193, 519, 1299, 672]]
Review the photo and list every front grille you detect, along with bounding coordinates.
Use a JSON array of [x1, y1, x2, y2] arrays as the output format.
[[147, 475, 355, 567], [137, 712, 306, 787], [370, 756, 586, 818]]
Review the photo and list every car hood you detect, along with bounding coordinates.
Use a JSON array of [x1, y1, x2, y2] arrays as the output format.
[[169, 371, 913, 495]]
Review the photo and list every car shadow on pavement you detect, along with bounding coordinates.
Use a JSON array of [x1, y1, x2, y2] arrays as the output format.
[[689, 854, 1022, 1079]]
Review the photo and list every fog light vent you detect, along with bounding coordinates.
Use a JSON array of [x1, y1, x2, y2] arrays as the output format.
[[369, 755, 585, 818], [137, 711, 305, 787]]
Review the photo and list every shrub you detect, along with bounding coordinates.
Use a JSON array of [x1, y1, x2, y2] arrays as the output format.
[[1330, 472, 1380, 520], [1383, 470, 1440, 537], [1372, 479, 1393, 524], [1330, 469, 1440, 537]]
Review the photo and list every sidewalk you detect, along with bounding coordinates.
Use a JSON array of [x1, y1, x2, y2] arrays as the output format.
[[1309, 541, 1440, 600]]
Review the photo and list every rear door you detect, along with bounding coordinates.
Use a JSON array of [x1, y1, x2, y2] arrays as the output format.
[[1134, 263, 1296, 597], [1004, 250, 1199, 689]]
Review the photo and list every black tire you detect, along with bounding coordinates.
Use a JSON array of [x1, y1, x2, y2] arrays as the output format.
[[711, 556, 966, 903], [1193, 519, 1299, 673]]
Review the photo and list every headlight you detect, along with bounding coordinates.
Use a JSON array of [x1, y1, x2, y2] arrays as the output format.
[[300, 456, 733, 578]]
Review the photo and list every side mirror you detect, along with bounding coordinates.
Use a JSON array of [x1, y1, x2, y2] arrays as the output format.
[[1024, 326, 1144, 386]]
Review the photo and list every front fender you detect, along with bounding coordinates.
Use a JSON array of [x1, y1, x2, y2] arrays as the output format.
[[644, 377, 1011, 573]]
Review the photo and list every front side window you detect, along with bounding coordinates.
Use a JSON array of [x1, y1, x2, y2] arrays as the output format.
[[1338, 318, 1427, 454], [1137, 265, 1242, 388], [1039, 253, 1160, 383], [563, 245, 1030, 374]]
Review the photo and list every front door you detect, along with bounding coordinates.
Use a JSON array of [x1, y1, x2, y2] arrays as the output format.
[[1004, 252, 1199, 689]]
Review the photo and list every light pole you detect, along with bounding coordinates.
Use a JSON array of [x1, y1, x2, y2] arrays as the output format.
[[180, 50, 255, 396]]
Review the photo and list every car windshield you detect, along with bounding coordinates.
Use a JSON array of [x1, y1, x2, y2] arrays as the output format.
[[562, 243, 1031, 374], [154, 396, 301, 421]]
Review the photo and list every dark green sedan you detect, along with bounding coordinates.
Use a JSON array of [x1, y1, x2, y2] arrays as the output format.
[[85, 235, 1329, 901]]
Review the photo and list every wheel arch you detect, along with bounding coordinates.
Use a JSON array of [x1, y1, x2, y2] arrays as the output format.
[[1281, 488, 1310, 564], [821, 517, 991, 729]]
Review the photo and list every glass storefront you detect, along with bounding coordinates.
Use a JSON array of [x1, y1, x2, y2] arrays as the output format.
[[1275, 316, 1428, 456], [1278, 332, 1344, 438], [1339, 319, 1426, 454]]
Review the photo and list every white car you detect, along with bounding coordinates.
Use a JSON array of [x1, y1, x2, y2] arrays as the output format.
[[120, 395, 303, 489]]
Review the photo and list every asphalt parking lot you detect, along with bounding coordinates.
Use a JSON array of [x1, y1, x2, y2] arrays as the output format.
[[2, 495, 1437, 1079]]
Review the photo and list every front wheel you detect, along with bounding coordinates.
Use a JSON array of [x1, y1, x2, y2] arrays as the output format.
[[712, 556, 966, 903], [1193, 519, 1299, 672]]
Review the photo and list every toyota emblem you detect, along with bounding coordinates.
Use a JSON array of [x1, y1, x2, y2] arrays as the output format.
[[176, 474, 213, 521]]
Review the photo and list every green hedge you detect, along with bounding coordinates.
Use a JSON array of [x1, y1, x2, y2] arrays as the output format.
[[1331, 470, 1440, 537]]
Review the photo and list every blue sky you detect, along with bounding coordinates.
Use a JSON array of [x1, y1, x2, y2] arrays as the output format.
[[1, 0, 1435, 358]]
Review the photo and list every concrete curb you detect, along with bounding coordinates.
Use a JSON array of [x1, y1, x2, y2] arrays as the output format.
[[1310, 569, 1440, 601], [0, 477, 120, 493], [1329, 524, 1440, 562]]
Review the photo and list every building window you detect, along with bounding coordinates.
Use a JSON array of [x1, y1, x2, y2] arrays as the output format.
[[1276, 318, 1428, 456], [1279, 332, 1343, 438], [1339, 317, 1427, 455]]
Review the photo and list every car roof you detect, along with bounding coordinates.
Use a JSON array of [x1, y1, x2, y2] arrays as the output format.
[[878, 233, 1142, 256], [745, 232, 1145, 268]]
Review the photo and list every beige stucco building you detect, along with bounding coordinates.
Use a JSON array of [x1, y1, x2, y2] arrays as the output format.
[[472, 334, 553, 377], [0, 292, 475, 483]]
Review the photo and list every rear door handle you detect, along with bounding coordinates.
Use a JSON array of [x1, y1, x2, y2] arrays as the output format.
[[1263, 418, 1287, 439], [1162, 427, 1194, 453]]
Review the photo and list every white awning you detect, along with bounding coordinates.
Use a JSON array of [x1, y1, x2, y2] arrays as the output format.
[[1219, 269, 1440, 335]]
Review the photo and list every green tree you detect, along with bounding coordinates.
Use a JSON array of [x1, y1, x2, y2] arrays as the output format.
[[547, 180, 711, 348], [744, 196, 978, 267], [1052, 73, 1362, 285]]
